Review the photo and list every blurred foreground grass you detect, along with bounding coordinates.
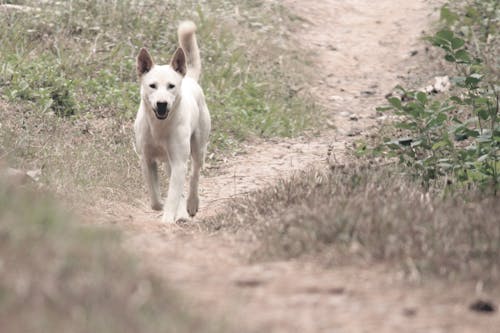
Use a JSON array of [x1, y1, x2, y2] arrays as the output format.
[[0, 183, 225, 332]]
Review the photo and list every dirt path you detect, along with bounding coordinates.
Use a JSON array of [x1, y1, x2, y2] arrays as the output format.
[[95, 1, 500, 331]]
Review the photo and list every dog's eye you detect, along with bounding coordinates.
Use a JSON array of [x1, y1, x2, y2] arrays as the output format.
[[167, 83, 175, 89], [149, 83, 157, 89]]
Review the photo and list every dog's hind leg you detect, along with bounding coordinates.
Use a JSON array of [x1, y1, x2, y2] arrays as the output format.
[[142, 158, 163, 211], [187, 138, 204, 217]]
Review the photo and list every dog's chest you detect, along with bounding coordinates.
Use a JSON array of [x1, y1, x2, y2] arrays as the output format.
[[141, 121, 172, 161], [146, 140, 168, 162]]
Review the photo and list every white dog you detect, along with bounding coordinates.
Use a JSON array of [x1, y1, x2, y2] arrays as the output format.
[[134, 21, 211, 223]]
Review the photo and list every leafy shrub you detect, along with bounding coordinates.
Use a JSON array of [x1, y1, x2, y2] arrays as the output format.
[[1, 55, 77, 116], [376, 1, 499, 192]]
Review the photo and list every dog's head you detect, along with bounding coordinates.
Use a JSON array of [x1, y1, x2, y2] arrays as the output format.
[[136, 47, 186, 120]]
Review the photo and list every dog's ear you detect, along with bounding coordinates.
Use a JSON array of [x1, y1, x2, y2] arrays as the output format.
[[170, 47, 186, 76], [137, 48, 154, 77]]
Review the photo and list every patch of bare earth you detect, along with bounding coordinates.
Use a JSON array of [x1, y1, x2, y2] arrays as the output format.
[[91, 0, 500, 332]]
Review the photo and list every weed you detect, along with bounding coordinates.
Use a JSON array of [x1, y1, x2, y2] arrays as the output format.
[[375, 1, 499, 192]]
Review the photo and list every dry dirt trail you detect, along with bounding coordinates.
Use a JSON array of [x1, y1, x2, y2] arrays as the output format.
[[94, 0, 500, 332]]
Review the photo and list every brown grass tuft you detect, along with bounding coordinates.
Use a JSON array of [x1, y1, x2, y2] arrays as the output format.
[[207, 165, 500, 283]]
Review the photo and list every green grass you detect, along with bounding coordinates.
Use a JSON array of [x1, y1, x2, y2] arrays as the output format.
[[0, 183, 225, 333], [0, 0, 318, 203], [0, 0, 317, 144]]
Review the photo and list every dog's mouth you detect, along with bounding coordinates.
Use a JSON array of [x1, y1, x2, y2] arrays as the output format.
[[154, 102, 169, 120]]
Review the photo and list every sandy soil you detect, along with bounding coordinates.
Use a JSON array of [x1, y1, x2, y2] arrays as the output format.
[[93, 0, 500, 331]]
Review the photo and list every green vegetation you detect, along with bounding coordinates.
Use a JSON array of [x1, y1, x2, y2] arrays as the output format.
[[0, 184, 222, 333], [0, 0, 317, 202], [0, 0, 316, 144], [375, 0, 499, 192]]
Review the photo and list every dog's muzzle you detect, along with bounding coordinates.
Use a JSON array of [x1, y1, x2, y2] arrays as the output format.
[[154, 102, 169, 120]]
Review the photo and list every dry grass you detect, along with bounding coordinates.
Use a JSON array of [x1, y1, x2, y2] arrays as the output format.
[[0, 99, 141, 206], [0, 184, 225, 333], [207, 165, 500, 284]]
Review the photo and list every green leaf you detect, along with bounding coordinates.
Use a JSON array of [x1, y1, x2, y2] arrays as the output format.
[[376, 106, 393, 112], [425, 112, 447, 129], [445, 54, 456, 63], [454, 126, 479, 139], [436, 29, 454, 41], [394, 85, 407, 94], [432, 140, 449, 150], [396, 122, 417, 130], [439, 105, 455, 113], [388, 97, 402, 109], [438, 162, 453, 169], [436, 112, 447, 123], [455, 49, 471, 63], [451, 37, 465, 50], [416, 91, 427, 104], [477, 108, 489, 120], [473, 97, 489, 105], [465, 73, 482, 87]]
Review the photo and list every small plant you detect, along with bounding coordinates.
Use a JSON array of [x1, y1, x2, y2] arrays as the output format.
[[1, 55, 78, 116], [377, 2, 499, 192]]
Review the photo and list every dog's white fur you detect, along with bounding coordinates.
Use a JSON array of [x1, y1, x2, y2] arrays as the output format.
[[134, 21, 211, 223]]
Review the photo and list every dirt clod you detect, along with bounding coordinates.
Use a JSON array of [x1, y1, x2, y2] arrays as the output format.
[[470, 300, 496, 314]]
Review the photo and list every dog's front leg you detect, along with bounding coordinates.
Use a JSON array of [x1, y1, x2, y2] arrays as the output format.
[[162, 162, 187, 223], [162, 145, 189, 223], [141, 158, 163, 211]]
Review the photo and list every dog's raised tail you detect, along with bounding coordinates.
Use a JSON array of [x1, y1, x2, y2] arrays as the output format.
[[178, 21, 201, 82]]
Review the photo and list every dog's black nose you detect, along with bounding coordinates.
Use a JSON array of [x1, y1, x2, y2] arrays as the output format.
[[156, 102, 168, 118]]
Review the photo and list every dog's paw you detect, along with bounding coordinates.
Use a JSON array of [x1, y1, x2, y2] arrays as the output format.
[[175, 216, 189, 224], [161, 212, 176, 224], [151, 202, 163, 211], [187, 194, 199, 217]]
